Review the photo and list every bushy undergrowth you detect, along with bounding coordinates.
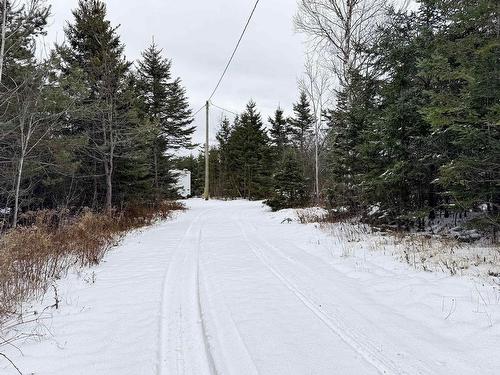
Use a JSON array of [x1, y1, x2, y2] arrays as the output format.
[[0, 202, 184, 322]]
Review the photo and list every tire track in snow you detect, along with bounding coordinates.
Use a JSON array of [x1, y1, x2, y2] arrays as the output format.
[[195, 229, 218, 375], [197, 242, 261, 375], [157, 208, 216, 375], [236, 216, 413, 375], [156, 209, 201, 375], [244, 219, 434, 375]]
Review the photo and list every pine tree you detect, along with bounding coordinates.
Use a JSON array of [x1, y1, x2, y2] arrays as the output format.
[[57, 0, 133, 211], [0, 0, 50, 84], [266, 149, 308, 211], [215, 116, 233, 196], [137, 41, 171, 120], [136, 41, 195, 199], [164, 77, 195, 150], [288, 92, 314, 154], [358, 7, 435, 219], [419, 0, 499, 228], [136, 41, 173, 198], [323, 69, 378, 211], [268, 107, 290, 157], [227, 101, 272, 199]]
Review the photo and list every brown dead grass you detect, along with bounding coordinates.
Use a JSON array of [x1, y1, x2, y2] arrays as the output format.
[[0, 201, 184, 322]]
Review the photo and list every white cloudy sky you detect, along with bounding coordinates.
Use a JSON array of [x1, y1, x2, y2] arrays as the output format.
[[43, 0, 307, 150]]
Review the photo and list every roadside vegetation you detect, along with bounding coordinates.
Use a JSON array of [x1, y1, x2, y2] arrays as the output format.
[[292, 207, 499, 282], [177, 0, 498, 243], [0, 0, 193, 365], [0, 201, 184, 369]]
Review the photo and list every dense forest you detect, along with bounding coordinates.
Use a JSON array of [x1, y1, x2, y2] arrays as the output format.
[[178, 0, 499, 236], [0, 0, 498, 237], [0, 0, 195, 230]]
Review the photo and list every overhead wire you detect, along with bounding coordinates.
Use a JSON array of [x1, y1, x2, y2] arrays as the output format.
[[192, 104, 206, 117], [191, 0, 260, 124], [210, 101, 239, 116], [207, 0, 261, 102]]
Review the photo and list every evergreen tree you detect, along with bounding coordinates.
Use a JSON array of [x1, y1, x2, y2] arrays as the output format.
[[0, 0, 51, 225], [323, 69, 378, 211], [164, 77, 195, 150], [266, 149, 308, 211], [215, 116, 233, 196], [137, 41, 171, 120], [357, 7, 435, 219], [57, 0, 133, 211], [419, 0, 499, 225], [288, 92, 314, 154], [268, 107, 290, 157], [136, 41, 174, 198], [227, 101, 272, 199], [0, 0, 50, 84]]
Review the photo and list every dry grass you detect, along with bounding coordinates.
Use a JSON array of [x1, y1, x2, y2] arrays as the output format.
[[295, 208, 500, 279], [0, 201, 184, 373], [0, 201, 184, 324], [296, 208, 357, 225]]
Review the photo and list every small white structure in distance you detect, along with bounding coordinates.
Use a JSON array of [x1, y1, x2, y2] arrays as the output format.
[[171, 169, 191, 198]]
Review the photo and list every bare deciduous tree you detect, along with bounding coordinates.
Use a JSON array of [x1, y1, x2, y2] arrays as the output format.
[[8, 66, 65, 227], [298, 53, 333, 202], [295, 0, 388, 91]]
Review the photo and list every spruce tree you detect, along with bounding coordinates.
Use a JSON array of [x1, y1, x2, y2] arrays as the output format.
[[266, 149, 308, 211], [136, 41, 173, 198], [227, 101, 272, 199], [57, 0, 133, 211], [323, 69, 378, 211], [164, 77, 195, 150], [358, 8, 435, 219], [0, 0, 50, 84], [419, 0, 499, 230], [268, 107, 290, 157], [216, 116, 233, 196], [288, 92, 314, 154]]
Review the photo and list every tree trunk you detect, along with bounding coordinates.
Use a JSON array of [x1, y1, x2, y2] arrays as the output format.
[[103, 98, 115, 213], [13, 152, 25, 228], [153, 143, 159, 200], [0, 0, 7, 84], [104, 160, 113, 213]]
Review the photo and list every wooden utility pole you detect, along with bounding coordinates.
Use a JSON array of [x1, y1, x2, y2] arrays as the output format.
[[203, 100, 210, 200]]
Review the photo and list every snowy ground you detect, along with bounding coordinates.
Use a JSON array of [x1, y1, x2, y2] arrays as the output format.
[[1, 199, 499, 375]]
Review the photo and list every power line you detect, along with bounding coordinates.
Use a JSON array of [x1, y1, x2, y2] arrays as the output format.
[[207, 0, 261, 102], [193, 104, 206, 117], [210, 101, 239, 116], [201, 0, 261, 200]]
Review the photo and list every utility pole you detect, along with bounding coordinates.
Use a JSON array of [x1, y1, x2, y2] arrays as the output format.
[[203, 100, 210, 200]]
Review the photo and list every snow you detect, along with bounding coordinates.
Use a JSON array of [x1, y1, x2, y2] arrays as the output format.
[[2, 199, 499, 375]]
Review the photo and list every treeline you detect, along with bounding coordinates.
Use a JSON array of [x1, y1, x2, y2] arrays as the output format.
[[180, 0, 499, 233], [177, 95, 316, 210], [0, 0, 195, 229]]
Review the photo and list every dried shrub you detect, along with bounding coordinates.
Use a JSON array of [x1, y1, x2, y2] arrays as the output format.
[[0, 201, 185, 325]]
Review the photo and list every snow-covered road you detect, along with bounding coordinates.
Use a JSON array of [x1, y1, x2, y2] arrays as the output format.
[[3, 200, 499, 374]]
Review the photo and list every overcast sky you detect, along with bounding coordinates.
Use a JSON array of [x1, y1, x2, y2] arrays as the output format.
[[43, 0, 307, 151]]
